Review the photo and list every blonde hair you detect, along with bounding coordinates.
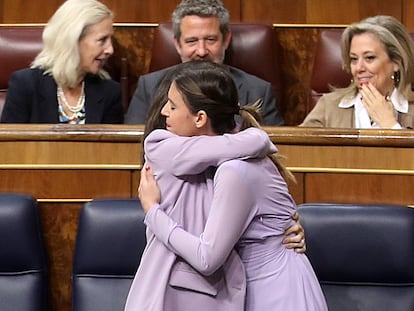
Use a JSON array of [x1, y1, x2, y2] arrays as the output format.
[[337, 15, 414, 101], [31, 0, 112, 87]]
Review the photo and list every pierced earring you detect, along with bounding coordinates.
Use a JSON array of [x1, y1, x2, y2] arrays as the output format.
[[391, 71, 400, 85]]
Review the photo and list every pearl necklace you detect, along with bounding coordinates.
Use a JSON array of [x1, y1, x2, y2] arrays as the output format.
[[57, 81, 85, 113]]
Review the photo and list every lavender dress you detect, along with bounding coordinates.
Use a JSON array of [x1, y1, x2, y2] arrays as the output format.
[[141, 136, 328, 310], [124, 128, 274, 311]]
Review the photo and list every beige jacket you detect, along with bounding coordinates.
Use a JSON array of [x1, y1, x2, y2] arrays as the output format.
[[300, 92, 414, 129]]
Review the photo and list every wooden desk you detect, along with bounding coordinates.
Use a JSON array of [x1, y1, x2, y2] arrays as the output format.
[[0, 124, 413, 310], [266, 126, 414, 206]]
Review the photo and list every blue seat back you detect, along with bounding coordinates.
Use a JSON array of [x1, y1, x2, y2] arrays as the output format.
[[298, 203, 414, 311], [72, 199, 146, 311], [0, 193, 49, 311]]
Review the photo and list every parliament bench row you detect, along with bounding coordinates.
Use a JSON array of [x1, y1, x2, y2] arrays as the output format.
[[5, 23, 410, 124], [1, 192, 413, 310]]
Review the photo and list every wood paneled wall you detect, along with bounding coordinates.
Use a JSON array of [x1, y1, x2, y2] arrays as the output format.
[[1, 0, 413, 31]]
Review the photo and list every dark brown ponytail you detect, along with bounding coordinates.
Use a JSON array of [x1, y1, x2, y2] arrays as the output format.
[[239, 100, 296, 183]]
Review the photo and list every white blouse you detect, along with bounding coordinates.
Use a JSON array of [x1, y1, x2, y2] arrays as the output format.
[[338, 88, 408, 129]]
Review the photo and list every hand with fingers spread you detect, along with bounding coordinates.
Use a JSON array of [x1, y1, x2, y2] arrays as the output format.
[[360, 82, 397, 128]]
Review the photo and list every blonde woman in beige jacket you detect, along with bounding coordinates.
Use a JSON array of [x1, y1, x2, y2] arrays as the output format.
[[301, 15, 414, 129]]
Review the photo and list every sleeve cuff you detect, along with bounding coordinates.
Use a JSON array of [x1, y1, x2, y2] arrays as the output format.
[[144, 203, 180, 246]]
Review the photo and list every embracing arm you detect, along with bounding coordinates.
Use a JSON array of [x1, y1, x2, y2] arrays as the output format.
[[140, 164, 254, 275], [145, 128, 276, 176]]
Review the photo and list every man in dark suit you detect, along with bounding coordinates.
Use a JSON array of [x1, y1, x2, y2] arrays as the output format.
[[124, 0, 284, 126]]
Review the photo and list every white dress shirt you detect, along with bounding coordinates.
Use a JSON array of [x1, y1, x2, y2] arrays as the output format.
[[338, 88, 408, 129]]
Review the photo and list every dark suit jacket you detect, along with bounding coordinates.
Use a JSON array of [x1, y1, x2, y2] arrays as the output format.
[[1, 68, 123, 123], [124, 65, 284, 126]]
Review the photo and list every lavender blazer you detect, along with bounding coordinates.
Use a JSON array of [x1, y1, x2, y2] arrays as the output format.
[[124, 128, 275, 311]]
